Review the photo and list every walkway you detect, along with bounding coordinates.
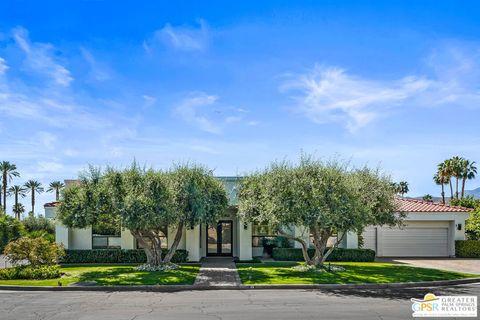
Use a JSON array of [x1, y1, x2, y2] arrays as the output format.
[[194, 257, 241, 286], [377, 258, 480, 274]]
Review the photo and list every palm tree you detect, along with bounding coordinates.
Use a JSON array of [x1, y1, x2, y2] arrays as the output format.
[[12, 203, 25, 220], [47, 181, 65, 201], [398, 181, 409, 197], [0, 161, 20, 213], [24, 180, 44, 216], [450, 156, 464, 199], [438, 161, 454, 200], [8, 185, 27, 220], [422, 194, 433, 202], [460, 159, 477, 199], [433, 173, 448, 204]]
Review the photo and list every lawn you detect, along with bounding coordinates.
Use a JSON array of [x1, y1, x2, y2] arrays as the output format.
[[0, 264, 201, 286], [236, 262, 478, 285]]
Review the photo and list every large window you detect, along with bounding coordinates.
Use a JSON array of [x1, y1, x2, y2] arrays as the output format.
[[92, 234, 121, 249], [135, 228, 168, 249], [252, 223, 277, 247]]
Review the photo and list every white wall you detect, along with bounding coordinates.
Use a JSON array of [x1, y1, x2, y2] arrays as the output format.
[[121, 228, 136, 249], [185, 225, 201, 262], [237, 220, 252, 260]]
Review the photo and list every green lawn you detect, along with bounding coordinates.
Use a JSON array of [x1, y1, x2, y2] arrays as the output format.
[[236, 262, 478, 285], [0, 264, 201, 286]]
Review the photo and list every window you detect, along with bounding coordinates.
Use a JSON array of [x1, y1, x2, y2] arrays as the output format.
[[135, 227, 168, 249], [252, 223, 277, 247], [92, 234, 121, 249]]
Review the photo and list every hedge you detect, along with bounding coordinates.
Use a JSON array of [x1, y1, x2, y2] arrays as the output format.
[[455, 240, 480, 258], [61, 249, 189, 264], [272, 248, 376, 262], [0, 265, 61, 280]]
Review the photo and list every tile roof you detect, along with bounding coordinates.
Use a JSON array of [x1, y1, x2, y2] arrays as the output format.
[[396, 197, 473, 213], [43, 201, 60, 208]]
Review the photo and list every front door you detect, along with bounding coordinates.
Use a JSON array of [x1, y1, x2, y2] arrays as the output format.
[[207, 220, 233, 256]]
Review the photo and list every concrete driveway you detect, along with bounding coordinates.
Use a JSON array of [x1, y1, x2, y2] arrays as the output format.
[[378, 258, 480, 274]]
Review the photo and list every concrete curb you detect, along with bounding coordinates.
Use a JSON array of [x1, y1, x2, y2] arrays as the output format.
[[0, 277, 479, 292]]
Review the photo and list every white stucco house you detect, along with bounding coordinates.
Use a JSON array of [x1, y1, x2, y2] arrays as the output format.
[[44, 177, 472, 261]]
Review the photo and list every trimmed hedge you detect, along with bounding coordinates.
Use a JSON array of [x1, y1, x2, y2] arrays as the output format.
[[61, 249, 189, 264], [455, 240, 480, 258], [272, 248, 376, 262], [0, 265, 61, 280]]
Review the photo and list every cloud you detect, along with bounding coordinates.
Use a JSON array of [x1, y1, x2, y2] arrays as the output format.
[[80, 47, 110, 81], [0, 57, 8, 74], [175, 92, 221, 133], [37, 131, 57, 149], [12, 27, 73, 87], [142, 95, 157, 108], [281, 65, 430, 132], [149, 19, 209, 51], [37, 160, 63, 172]]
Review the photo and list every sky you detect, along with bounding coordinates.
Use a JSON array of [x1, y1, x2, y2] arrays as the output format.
[[1, 1, 480, 215]]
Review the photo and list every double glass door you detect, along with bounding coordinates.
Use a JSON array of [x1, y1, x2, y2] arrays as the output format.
[[207, 220, 233, 256]]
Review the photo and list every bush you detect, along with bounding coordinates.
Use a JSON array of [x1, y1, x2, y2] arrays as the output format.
[[22, 215, 55, 234], [0, 215, 25, 252], [4, 237, 65, 266], [61, 249, 189, 264], [272, 248, 376, 262], [455, 240, 480, 258], [0, 265, 61, 280], [26, 230, 55, 243]]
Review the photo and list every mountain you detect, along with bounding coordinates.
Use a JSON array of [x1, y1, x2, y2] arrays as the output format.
[[465, 187, 480, 198]]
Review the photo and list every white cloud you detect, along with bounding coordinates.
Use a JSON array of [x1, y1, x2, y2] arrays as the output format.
[[80, 47, 110, 81], [150, 19, 209, 51], [37, 160, 63, 172], [37, 131, 57, 149], [0, 57, 8, 74], [175, 92, 221, 134], [12, 27, 73, 87], [142, 95, 157, 108]]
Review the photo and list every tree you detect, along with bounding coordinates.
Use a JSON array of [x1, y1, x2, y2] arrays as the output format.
[[4, 237, 64, 266], [57, 163, 228, 268], [47, 181, 65, 201], [12, 203, 25, 220], [398, 181, 409, 197], [24, 180, 44, 216], [460, 159, 477, 199], [422, 194, 433, 202], [433, 173, 448, 204], [8, 185, 27, 220], [438, 161, 454, 200], [0, 214, 25, 252], [0, 161, 20, 213], [238, 156, 402, 267], [450, 156, 464, 200]]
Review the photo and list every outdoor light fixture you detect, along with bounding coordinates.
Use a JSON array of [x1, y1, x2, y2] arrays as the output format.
[[244, 223, 248, 230], [457, 223, 462, 231]]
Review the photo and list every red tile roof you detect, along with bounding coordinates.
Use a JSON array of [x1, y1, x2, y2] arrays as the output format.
[[43, 202, 60, 208], [396, 197, 473, 213]]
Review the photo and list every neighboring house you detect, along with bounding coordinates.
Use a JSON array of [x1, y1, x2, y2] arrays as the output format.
[[44, 178, 472, 261]]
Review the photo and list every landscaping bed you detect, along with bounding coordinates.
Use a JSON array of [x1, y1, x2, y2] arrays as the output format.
[[236, 262, 478, 285], [0, 264, 200, 286]]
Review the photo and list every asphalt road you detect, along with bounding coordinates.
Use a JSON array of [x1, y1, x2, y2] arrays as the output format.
[[0, 284, 479, 320]]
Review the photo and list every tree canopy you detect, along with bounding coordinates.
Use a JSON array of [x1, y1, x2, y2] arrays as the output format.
[[238, 156, 402, 266]]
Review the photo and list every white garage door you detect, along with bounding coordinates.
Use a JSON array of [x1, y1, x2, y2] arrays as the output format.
[[380, 227, 449, 257]]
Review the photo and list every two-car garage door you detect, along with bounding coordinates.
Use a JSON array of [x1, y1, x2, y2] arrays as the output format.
[[362, 222, 450, 257]]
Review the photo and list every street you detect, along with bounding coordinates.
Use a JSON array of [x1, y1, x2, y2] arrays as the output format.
[[0, 284, 478, 320]]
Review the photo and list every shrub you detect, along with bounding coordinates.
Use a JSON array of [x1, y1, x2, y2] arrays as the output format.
[[26, 230, 55, 243], [272, 248, 376, 262], [0, 265, 61, 280], [0, 215, 25, 252], [61, 249, 189, 264], [4, 237, 65, 266], [22, 215, 55, 234], [455, 240, 480, 258]]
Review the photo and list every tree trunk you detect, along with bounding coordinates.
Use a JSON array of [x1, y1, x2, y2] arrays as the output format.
[[308, 225, 331, 266], [461, 178, 466, 199], [14, 191, 18, 220], [131, 230, 163, 266], [2, 173, 6, 212], [31, 190, 35, 216], [277, 227, 312, 264], [441, 183, 445, 205], [449, 179, 454, 200], [455, 178, 459, 199], [163, 222, 184, 263]]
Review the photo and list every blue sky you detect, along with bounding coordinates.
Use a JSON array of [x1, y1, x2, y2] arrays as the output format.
[[1, 1, 480, 215]]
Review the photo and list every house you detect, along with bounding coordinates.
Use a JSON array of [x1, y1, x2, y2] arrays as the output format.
[[44, 177, 472, 261]]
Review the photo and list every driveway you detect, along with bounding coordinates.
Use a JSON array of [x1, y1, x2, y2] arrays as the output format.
[[378, 258, 480, 274]]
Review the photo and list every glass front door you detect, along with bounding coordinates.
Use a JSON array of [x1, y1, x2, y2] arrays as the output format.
[[207, 220, 233, 256]]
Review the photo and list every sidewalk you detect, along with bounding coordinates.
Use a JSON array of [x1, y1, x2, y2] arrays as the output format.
[[194, 257, 241, 286]]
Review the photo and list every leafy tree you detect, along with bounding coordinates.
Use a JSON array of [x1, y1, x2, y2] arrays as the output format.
[[396, 181, 409, 197], [24, 180, 44, 216], [57, 163, 228, 267], [12, 203, 25, 220], [4, 237, 64, 266], [8, 185, 27, 220], [0, 215, 25, 252], [47, 181, 65, 201], [238, 156, 402, 267], [460, 159, 477, 199], [450, 196, 480, 240], [422, 194, 433, 202], [22, 215, 55, 234], [433, 173, 448, 204], [0, 161, 20, 213]]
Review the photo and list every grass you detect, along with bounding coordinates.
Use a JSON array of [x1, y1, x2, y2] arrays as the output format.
[[0, 264, 201, 286], [236, 262, 478, 285]]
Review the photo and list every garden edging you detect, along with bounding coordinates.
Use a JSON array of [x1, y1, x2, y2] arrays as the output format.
[[1, 277, 479, 292]]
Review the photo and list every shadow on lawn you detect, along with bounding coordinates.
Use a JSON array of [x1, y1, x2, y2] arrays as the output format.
[[73, 266, 198, 286]]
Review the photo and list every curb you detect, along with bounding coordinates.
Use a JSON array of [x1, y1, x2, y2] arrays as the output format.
[[0, 277, 479, 292]]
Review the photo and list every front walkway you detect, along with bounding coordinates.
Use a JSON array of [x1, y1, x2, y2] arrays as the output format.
[[194, 257, 241, 286], [377, 258, 480, 274]]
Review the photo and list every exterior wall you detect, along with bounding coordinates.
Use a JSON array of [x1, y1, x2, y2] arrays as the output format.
[[121, 228, 136, 249], [55, 223, 70, 249], [185, 225, 201, 262], [293, 226, 309, 249], [70, 227, 93, 249], [44, 207, 56, 219], [237, 220, 252, 260]]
